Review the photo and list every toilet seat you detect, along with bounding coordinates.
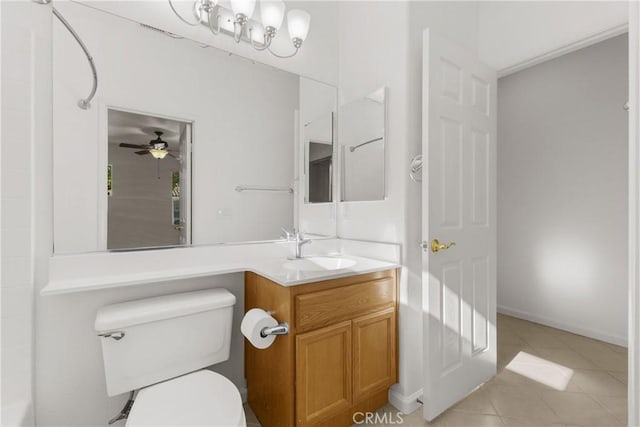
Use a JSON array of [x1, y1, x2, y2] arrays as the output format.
[[126, 370, 246, 427]]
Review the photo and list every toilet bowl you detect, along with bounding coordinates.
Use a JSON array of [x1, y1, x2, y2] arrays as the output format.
[[95, 289, 245, 427], [126, 370, 245, 427]]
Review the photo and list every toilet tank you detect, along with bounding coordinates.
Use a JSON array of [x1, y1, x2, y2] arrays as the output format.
[[95, 288, 236, 396]]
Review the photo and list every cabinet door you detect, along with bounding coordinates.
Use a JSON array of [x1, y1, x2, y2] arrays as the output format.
[[296, 321, 352, 426], [353, 308, 397, 401]]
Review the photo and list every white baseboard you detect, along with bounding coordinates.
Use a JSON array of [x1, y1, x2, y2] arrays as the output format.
[[497, 305, 628, 347], [388, 387, 422, 415]]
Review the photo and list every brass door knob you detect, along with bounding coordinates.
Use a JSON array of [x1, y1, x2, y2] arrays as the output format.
[[431, 239, 456, 253]]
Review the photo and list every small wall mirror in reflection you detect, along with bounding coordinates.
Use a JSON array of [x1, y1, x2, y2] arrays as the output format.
[[340, 87, 386, 201], [305, 112, 334, 203], [106, 109, 192, 250]]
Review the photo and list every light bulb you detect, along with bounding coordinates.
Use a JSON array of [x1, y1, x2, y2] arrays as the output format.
[[250, 22, 265, 43], [231, 0, 256, 18], [217, 8, 236, 32], [260, 0, 285, 31], [287, 9, 310, 41], [149, 149, 169, 159]]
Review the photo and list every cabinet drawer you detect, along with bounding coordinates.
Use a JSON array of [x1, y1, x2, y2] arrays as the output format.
[[295, 278, 396, 332]]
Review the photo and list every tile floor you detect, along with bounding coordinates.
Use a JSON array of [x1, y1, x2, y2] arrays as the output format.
[[244, 314, 628, 427]]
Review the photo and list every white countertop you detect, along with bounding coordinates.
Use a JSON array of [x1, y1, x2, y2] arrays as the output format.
[[42, 239, 402, 295], [248, 255, 399, 286]]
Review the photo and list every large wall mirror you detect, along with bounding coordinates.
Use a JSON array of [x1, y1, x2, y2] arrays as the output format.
[[52, 2, 337, 254], [340, 87, 386, 201]]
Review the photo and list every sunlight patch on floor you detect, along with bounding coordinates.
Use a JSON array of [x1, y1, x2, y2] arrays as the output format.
[[505, 351, 574, 391]]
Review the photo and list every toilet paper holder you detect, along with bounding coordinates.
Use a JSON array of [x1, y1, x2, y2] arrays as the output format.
[[260, 322, 289, 338]]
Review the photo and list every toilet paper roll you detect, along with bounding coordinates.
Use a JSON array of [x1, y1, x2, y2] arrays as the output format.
[[241, 308, 278, 349]]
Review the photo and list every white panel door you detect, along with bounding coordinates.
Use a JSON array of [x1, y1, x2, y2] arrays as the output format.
[[421, 28, 497, 421]]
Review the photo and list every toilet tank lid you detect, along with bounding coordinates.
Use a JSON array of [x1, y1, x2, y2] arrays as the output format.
[[95, 288, 236, 331]]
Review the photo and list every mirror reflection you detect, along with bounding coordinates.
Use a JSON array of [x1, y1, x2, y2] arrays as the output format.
[[52, 2, 336, 254], [305, 112, 334, 203], [340, 87, 386, 201], [107, 109, 191, 250]]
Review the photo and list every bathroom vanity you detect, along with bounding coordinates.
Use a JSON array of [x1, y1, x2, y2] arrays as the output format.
[[245, 268, 399, 427]]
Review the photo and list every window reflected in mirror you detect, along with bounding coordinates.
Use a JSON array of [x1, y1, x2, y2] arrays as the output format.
[[107, 109, 191, 250]]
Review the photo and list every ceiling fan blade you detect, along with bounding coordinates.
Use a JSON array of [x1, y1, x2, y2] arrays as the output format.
[[168, 153, 179, 160], [119, 143, 149, 149], [134, 150, 150, 155]]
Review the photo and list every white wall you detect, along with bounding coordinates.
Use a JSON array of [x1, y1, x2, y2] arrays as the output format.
[[1, 2, 50, 425], [1, 0, 35, 413], [336, 0, 416, 411], [53, 1, 298, 253], [477, 1, 628, 73], [337, 1, 409, 244], [497, 34, 629, 345]]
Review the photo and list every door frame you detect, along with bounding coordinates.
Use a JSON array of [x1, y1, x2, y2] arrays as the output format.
[[97, 101, 195, 251], [496, 13, 639, 423], [494, 9, 640, 424], [420, 7, 639, 423], [627, 2, 639, 425]]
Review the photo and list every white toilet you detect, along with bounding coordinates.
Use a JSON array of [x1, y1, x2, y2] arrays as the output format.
[[95, 288, 246, 427]]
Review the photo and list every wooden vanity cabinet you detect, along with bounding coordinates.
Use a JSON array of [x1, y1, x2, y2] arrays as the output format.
[[245, 269, 399, 427]]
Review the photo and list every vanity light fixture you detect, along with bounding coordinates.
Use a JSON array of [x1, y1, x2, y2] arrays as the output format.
[[168, 0, 310, 58]]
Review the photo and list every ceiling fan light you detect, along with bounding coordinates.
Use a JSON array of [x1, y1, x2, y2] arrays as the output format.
[[149, 149, 169, 159]]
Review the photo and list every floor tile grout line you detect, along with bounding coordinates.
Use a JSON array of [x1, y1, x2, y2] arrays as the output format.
[[480, 379, 501, 418], [542, 388, 619, 419], [533, 386, 569, 425], [602, 370, 629, 386], [494, 316, 626, 426], [589, 393, 628, 425]]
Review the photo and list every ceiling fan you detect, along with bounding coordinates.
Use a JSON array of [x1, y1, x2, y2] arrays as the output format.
[[118, 131, 177, 160]]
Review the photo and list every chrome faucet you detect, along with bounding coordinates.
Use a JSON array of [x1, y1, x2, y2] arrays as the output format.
[[282, 228, 311, 259], [294, 231, 311, 259]]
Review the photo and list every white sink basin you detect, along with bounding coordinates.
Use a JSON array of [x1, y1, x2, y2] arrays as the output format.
[[283, 256, 357, 272]]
